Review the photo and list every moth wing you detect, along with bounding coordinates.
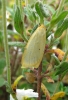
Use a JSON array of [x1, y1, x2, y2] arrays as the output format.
[[21, 25, 46, 68]]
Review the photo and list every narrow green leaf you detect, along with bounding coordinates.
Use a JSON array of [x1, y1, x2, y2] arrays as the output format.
[[24, 6, 36, 22], [14, 5, 23, 34], [55, 18, 68, 37], [46, 5, 55, 14], [31, 24, 38, 34], [55, 61, 68, 76], [35, 2, 43, 19], [50, 10, 68, 27], [8, 42, 26, 47], [39, 3, 50, 17], [44, 20, 50, 26], [6, 7, 14, 17]]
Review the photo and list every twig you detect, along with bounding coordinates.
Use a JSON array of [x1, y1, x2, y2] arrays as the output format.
[[15, 0, 18, 5], [37, 62, 42, 100]]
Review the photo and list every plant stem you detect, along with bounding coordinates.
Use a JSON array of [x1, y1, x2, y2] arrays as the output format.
[[2, 0, 11, 86], [56, 0, 65, 16], [25, 0, 28, 6], [15, 0, 18, 5], [37, 63, 42, 100]]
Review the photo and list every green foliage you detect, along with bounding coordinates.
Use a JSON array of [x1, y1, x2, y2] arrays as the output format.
[[8, 41, 26, 47], [35, 2, 50, 23], [14, 5, 24, 34], [1, 0, 68, 100], [55, 18, 68, 37], [0, 77, 6, 87], [50, 10, 68, 28], [31, 24, 38, 34], [24, 6, 36, 22], [55, 62, 68, 78], [38, 3, 50, 18], [35, 2, 44, 19]]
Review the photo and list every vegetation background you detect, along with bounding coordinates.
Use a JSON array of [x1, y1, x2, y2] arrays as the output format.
[[0, 0, 68, 100]]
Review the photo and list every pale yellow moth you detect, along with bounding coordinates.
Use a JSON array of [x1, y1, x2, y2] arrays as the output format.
[[21, 24, 46, 68]]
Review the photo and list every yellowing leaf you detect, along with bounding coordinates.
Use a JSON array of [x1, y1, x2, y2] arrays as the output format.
[[41, 83, 50, 99], [25, 72, 36, 83], [21, 24, 46, 68], [50, 91, 65, 100], [53, 49, 65, 61], [12, 75, 24, 92], [47, 48, 66, 61]]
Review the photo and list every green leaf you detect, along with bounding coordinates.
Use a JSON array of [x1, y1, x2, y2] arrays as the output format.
[[28, 0, 37, 5], [55, 61, 68, 76], [46, 5, 55, 14], [55, 18, 68, 37], [24, 6, 36, 22], [49, 38, 60, 47], [31, 24, 38, 34], [7, 7, 14, 17], [35, 2, 44, 19], [8, 42, 26, 47], [0, 80, 12, 93], [0, 58, 6, 74], [50, 10, 68, 27], [44, 20, 50, 26], [14, 5, 23, 34], [0, 77, 6, 87], [39, 3, 50, 17], [35, 2, 50, 19]]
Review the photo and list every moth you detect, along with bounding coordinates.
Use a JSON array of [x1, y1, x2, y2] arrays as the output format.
[[21, 24, 46, 68]]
